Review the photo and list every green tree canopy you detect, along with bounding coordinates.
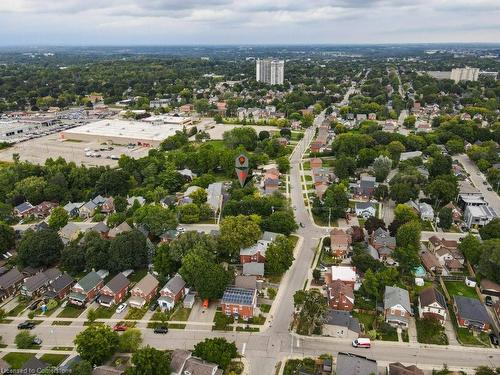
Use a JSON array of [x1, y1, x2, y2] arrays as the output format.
[[17, 228, 63, 267], [218, 215, 262, 259], [265, 236, 295, 276], [133, 204, 178, 237], [74, 325, 119, 366], [193, 338, 238, 370], [48, 206, 69, 230], [129, 346, 172, 375]]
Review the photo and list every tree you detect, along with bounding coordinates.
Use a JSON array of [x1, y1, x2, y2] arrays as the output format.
[[160, 132, 189, 151], [48, 206, 69, 230], [350, 226, 364, 242], [114, 196, 128, 213], [61, 241, 86, 274], [12, 176, 47, 205], [95, 169, 130, 196], [276, 156, 290, 173], [262, 211, 298, 235], [69, 360, 93, 375], [373, 184, 389, 201], [193, 338, 238, 370], [478, 239, 500, 283], [15, 331, 35, 349], [178, 203, 200, 223], [0, 221, 15, 254], [322, 184, 349, 220], [394, 204, 419, 224], [108, 230, 148, 272], [265, 236, 295, 276], [153, 243, 179, 279], [387, 141, 406, 160], [426, 176, 458, 206], [438, 207, 453, 230], [479, 218, 500, 240], [396, 221, 421, 250], [459, 234, 482, 265], [259, 130, 270, 141], [133, 204, 178, 237], [361, 269, 379, 300], [82, 231, 110, 271], [428, 154, 452, 178], [169, 231, 218, 262], [403, 115, 416, 128], [129, 346, 171, 375], [87, 308, 97, 324], [218, 215, 262, 259], [74, 325, 119, 366], [294, 289, 327, 335], [390, 183, 419, 203], [372, 155, 392, 182], [118, 328, 142, 353], [332, 156, 356, 180], [364, 217, 386, 235], [393, 246, 420, 276], [190, 188, 207, 206], [17, 229, 63, 267], [474, 367, 500, 375], [223, 127, 258, 151]]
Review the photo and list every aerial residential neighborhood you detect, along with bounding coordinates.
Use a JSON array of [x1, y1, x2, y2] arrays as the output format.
[[0, 5, 499, 374]]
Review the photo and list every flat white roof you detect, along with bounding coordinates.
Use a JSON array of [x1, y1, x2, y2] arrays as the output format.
[[141, 115, 191, 124], [331, 266, 356, 282], [62, 119, 181, 141]]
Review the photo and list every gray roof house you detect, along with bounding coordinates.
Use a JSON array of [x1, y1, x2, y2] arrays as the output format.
[[323, 310, 360, 339], [207, 182, 224, 211], [21, 268, 62, 297], [242, 262, 265, 277], [384, 286, 412, 328], [454, 296, 491, 331], [108, 222, 133, 239], [158, 273, 187, 311], [63, 202, 83, 217], [170, 349, 223, 375], [336, 352, 377, 375], [0, 267, 24, 300], [79, 200, 97, 218]]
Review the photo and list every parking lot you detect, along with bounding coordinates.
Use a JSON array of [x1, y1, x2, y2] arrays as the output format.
[[0, 133, 151, 166]]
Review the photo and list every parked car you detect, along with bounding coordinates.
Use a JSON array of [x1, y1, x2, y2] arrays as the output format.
[[149, 300, 159, 311], [116, 303, 127, 314], [490, 333, 499, 346], [32, 337, 42, 345], [113, 324, 128, 332], [485, 296, 493, 307], [352, 338, 371, 348], [177, 226, 185, 233], [29, 299, 43, 311], [202, 299, 209, 309], [17, 322, 35, 330], [153, 326, 168, 334]]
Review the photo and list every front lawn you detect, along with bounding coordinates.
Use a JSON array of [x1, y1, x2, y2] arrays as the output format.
[[352, 311, 376, 332], [168, 323, 186, 329], [57, 305, 84, 318], [40, 354, 69, 367], [94, 306, 116, 319], [378, 322, 398, 341], [7, 302, 28, 317], [236, 326, 260, 332], [444, 281, 478, 299], [260, 304, 271, 313], [213, 311, 234, 331], [125, 307, 148, 320], [2, 352, 34, 369], [416, 318, 448, 345], [283, 358, 316, 375], [303, 161, 311, 170], [170, 307, 191, 321]]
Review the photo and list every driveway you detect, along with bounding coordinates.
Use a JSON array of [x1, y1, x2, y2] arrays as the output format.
[[407, 318, 418, 343], [185, 300, 216, 331], [444, 317, 460, 345]]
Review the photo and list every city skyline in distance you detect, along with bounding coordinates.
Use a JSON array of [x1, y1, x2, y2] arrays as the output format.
[[0, 0, 499, 46]]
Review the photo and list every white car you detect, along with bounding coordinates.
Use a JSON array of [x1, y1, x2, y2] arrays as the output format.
[[115, 303, 127, 314], [177, 226, 185, 233]]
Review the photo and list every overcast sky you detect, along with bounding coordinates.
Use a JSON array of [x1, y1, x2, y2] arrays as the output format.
[[0, 0, 499, 45]]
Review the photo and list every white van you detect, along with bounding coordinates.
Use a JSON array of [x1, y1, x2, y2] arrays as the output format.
[[352, 338, 371, 348]]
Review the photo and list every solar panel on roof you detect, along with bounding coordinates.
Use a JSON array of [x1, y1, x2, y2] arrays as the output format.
[[222, 287, 254, 305]]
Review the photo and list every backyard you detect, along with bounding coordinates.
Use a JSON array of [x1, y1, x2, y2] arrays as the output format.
[[444, 281, 478, 299]]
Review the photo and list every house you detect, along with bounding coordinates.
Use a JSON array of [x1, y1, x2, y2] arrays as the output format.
[[420, 251, 441, 274], [91, 222, 110, 237], [445, 258, 464, 273], [0, 268, 24, 301], [14, 202, 34, 217], [127, 196, 146, 207], [399, 151, 422, 161], [479, 279, 500, 297], [170, 349, 223, 375], [183, 293, 195, 309], [59, 222, 84, 243], [63, 202, 83, 217], [418, 202, 434, 221], [310, 158, 323, 169], [443, 202, 462, 223], [323, 309, 360, 338], [129, 273, 159, 308], [68, 271, 104, 306], [107, 222, 132, 239], [235, 275, 258, 290], [463, 205, 497, 228], [325, 266, 357, 288], [418, 287, 447, 324], [160, 195, 177, 209], [370, 228, 396, 258], [207, 182, 224, 212], [221, 287, 257, 320], [32, 201, 58, 218], [355, 202, 376, 218], [100, 197, 115, 214], [327, 280, 355, 311], [44, 272, 74, 300], [263, 168, 280, 195], [158, 273, 187, 311], [239, 232, 279, 264], [159, 229, 179, 243], [92, 195, 107, 206], [354, 176, 376, 197], [329, 229, 352, 258], [19, 357, 49, 374], [384, 286, 412, 328], [242, 262, 265, 277], [21, 268, 62, 298], [178, 168, 196, 181], [315, 183, 329, 200], [79, 200, 97, 219], [336, 353, 377, 375], [388, 363, 424, 375], [427, 236, 458, 252], [98, 273, 130, 307], [453, 296, 490, 331]]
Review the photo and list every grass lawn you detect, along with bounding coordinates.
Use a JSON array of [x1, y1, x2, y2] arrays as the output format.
[[7, 302, 28, 317], [444, 281, 478, 299], [236, 326, 259, 332], [52, 320, 72, 326], [420, 220, 434, 231], [260, 304, 271, 313], [40, 354, 69, 366], [57, 305, 84, 318], [416, 318, 448, 345], [312, 213, 338, 227], [303, 161, 311, 170], [304, 175, 312, 182], [170, 307, 191, 321], [352, 311, 376, 332], [358, 218, 366, 228], [0, 319, 14, 324], [51, 347, 73, 351], [378, 323, 398, 341], [94, 306, 116, 319], [283, 358, 316, 375], [239, 314, 266, 325], [125, 307, 148, 320], [213, 311, 234, 331], [2, 352, 34, 369], [168, 323, 186, 329]]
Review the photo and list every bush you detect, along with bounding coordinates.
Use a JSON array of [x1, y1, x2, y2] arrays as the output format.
[[267, 288, 277, 300], [16, 331, 35, 349]]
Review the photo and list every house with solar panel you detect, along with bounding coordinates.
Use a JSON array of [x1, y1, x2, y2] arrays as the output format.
[[221, 287, 257, 320]]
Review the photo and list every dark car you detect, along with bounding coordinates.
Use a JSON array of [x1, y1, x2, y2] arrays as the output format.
[[490, 333, 499, 346], [485, 296, 493, 307], [17, 322, 35, 330], [29, 299, 42, 311], [153, 326, 168, 334], [149, 300, 159, 311]]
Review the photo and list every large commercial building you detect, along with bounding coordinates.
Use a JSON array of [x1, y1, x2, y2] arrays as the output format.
[[59, 119, 188, 147], [450, 67, 480, 83], [256, 59, 284, 85], [0, 118, 57, 142]]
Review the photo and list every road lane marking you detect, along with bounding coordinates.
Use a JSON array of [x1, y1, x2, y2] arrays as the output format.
[[242, 342, 246, 355]]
